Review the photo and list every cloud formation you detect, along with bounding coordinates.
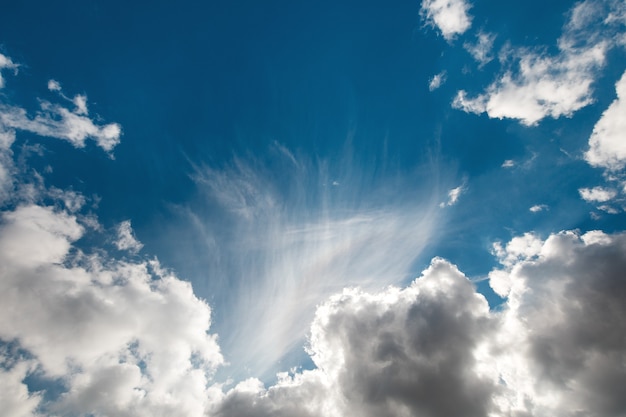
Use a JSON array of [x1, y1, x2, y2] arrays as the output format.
[[188, 148, 445, 379], [0, 59, 222, 416], [453, 0, 624, 125], [210, 230, 626, 417], [585, 69, 626, 171], [0, 68, 121, 152], [420, 0, 472, 41], [428, 71, 447, 91]]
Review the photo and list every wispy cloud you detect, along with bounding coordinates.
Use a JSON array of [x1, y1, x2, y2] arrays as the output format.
[[187, 145, 445, 379], [464, 30, 496, 67], [428, 70, 447, 91]]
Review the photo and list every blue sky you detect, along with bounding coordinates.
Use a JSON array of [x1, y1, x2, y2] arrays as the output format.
[[1, 0, 626, 416]]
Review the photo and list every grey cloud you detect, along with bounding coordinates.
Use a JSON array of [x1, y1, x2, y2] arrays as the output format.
[[491, 230, 626, 416]]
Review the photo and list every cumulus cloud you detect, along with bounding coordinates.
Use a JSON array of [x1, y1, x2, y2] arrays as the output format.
[[420, 0, 472, 41], [115, 220, 144, 253], [579, 186, 617, 202], [0, 55, 222, 416], [453, 0, 624, 125], [211, 258, 498, 417], [489, 230, 626, 416], [211, 230, 626, 417], [428, 71, 447, 91], [0, 204, 223, 416], [585, 69, 626, 171]]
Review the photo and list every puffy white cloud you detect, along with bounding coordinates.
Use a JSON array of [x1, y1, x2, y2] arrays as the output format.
[[579, 186, 617, 202], [115, 220, 144, 253], [0, 54, 222, 416], [428, 71, 447, 91], [420, 0, 472, 41], [585, 70, 626, 171], [453, 42, 607, 125], [453, 0, 624, 125], [0, 204, 223, 416]]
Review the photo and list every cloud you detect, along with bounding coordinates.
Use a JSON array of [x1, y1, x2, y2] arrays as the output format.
[[489, 230, 626, 416], [0, 55, 222, 416], [579, 186, 617, 202], [453, 0, 623, 125], [211, 258, 498, 417], [529, 204, 548, 212], [420, 0, 472, 41], [115, 220, 144, 253], [501, 159, 515, 168], [186, 146, 445, 379], [464, 31, 496, 66], [0, 204, 223, 416], [0, 69, 121, 152], [213, 230, 626, 417], [0, 53, 19, 88], [585, 69, 626, 171], [428, 71, 447, 91], [439, 183, 465, 207]]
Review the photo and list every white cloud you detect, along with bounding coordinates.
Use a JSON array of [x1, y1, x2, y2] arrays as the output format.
[[211, 258, 498, 417], [579, 186, 617, 202], [0, 63, 121, 152], [529, 204, 548, 212], [0, 204, 223, 416], [115, 220, 144, 253], [47, 79, 61, 92], [501, 159, 515, 168], [0, 53, 18, 88], [420, 0, 472, 41], [585, 69, 626, 171], [0, 54, 222, 416], [464, 31, 496, 66], [453, 0, 624, 125], [439, 183, 465, 207], [428, 71, 447, 91]]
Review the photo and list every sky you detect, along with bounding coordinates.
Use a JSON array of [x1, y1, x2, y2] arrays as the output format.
[[1, 0, 626, 416]]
